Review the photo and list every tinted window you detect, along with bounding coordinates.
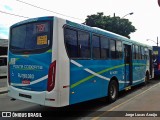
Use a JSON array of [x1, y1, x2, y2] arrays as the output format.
[[116, 40, 122, 59], [135, 45, 139, 59], [10, 21, 52, 53], [11, 25, 26, 49], [78, 31, 90, 58], [141, 47, 145, 59], [101, 37, 109, 59], [92, 35, 100, 59], [139, 47, 142, 59], [132, 45, 136, 59], [64, 27, 91, 59], [144, 48, 148, 59], [110, 39, 116, 59], [64, 29, 78, 58]]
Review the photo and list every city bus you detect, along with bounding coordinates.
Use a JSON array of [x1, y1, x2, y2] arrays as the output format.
[[8, 16, 153, 107], [153, 46, 160, 78]]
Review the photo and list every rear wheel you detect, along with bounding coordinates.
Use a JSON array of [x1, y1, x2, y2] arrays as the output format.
[[108, 80, 118, 103], [144, 73, 149, 84]]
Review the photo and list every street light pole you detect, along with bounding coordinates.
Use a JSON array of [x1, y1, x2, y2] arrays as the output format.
[[146, 36, 159, 46], [114, 12, 133, 18], [157, 36, 158, 46], [122, 12, 134, 18]]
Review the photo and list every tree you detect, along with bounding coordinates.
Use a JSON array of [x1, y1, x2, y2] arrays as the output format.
[[85, 12, 136, 38]]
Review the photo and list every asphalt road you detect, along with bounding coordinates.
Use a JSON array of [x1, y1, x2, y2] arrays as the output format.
[[0, 79, 160, 120]]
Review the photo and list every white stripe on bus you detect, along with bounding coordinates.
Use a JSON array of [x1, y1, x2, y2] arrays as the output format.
[[11, 75, 48, 86], [71, 60, 127, 84]]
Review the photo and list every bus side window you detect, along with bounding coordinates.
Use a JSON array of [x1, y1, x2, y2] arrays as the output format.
[[141, 47, 144, 59], [144, 48, 148, 59], [139, 46, 142, 59], [135, 45, 139, 59], [100, 36, 109, 59], [116, 40, 122, 59], [92, 35, 101, 59], [64, 28, 78, 58], [110, 39, 116, 59], [132, 45, 135, 59], [78, 31, 91, 58]]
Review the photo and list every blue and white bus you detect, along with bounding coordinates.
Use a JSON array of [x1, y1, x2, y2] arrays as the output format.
[[153, 46, 160, 78], [8, 16, 153, 107]]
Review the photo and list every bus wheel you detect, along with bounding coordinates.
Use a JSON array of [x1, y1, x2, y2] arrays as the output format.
[[145, 73, 149, 84], [108, 80, 118, 103]]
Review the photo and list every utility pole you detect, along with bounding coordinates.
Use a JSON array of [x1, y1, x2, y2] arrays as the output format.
[[157, 36, 159, 46], [113, 13, 115, 17]]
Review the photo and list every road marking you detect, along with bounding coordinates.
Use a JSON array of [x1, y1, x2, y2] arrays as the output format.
[[91, 82, 160, 120]]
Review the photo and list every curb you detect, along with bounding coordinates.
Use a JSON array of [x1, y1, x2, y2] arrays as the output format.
[[0, 87, 8, 94]]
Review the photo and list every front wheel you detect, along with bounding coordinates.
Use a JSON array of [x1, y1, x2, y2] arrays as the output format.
[[108, 80, 118, 103]]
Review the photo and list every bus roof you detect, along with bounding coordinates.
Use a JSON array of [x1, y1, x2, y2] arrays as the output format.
[[10, 16, 54, 28]]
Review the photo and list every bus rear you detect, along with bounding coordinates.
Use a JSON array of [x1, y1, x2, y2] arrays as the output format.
[[8, 17, 58, 106]]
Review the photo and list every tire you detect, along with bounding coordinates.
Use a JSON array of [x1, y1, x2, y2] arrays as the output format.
[[108, 80, 118, 103], [144, 73, 149, 84]]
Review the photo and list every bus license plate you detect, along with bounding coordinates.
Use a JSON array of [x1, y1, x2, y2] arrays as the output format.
[[22, 80, 30, 84]]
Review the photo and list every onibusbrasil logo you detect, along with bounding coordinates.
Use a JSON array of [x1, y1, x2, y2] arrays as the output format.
[[1, 112, 42, 118]]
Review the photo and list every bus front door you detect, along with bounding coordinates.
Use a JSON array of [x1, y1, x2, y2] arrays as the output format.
[[124, 44, 132, 88]]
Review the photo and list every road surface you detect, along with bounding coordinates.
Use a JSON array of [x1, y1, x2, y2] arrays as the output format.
[[0, 79, 160, 120]]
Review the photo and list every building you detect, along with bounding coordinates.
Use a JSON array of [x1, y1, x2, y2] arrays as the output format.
[[0, 39, 8, 56]]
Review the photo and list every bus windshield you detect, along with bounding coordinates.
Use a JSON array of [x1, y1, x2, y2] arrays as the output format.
[[10, 21, 52, 53]]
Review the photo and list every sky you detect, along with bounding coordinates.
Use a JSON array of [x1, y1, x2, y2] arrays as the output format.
[[0, 0, 160, 46]]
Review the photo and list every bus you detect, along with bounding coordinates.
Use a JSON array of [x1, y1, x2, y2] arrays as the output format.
[[8, 16, 153, 107], [153, 46, 160, 78], [0, 55, 7, 77]]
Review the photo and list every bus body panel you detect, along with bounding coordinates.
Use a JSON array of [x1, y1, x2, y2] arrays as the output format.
[[69, 59, 125, 104], [8, 86, 46, 105], [8, 86, 61, 107], [8, 17, 70, 107], [8, 51, 52, 91], [132, 60, 148, 85], [55, 18, 70, 106], [69, 59, 149, 105], [8, 16, 59, 107]]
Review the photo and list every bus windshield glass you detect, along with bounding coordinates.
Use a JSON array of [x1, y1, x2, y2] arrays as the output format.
[[10, 21, 52, 53]]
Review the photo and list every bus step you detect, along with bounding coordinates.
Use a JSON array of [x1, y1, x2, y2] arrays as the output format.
[[125, 86, 131, 91]]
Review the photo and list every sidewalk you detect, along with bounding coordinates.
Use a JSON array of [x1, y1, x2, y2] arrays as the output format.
[[89, 80, 160, 119], [0, 77, 8, 94], [0, 87, 8, 94]]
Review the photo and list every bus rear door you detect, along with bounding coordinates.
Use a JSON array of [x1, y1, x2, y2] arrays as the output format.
[[124, 44, 132, 88]]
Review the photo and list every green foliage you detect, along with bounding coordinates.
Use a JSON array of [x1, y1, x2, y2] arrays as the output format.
[[85, 12, 136, 38]]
